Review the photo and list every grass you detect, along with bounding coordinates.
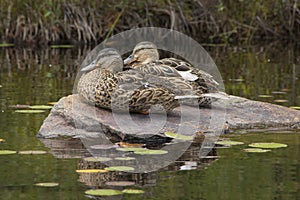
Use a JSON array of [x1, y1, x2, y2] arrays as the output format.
[[0, 0, 299, 46]]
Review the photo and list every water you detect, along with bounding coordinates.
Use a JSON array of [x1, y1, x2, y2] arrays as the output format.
[[0, 44, 299, 199]]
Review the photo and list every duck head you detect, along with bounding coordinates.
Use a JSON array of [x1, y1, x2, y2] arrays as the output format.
[[81, 48, 123, 73], [124, 41, 159, 67]]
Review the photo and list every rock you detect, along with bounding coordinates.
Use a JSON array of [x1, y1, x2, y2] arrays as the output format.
[[37, 94, 300, 139]]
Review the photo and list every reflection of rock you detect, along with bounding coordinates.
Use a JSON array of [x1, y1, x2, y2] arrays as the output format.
[[37, 94, 300, 139]]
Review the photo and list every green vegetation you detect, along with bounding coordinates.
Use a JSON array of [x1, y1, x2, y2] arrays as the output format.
[[0, 0, 299, 46]]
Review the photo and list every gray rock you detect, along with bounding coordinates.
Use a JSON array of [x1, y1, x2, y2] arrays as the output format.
[[37, 94, 300, 139]]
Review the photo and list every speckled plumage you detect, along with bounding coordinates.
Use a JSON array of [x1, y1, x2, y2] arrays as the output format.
[[124, 41, 228, 106], [77, 48, 181, 113]]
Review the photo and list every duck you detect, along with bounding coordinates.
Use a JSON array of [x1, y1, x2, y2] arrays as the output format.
[[77, 48, 196, 114], [123, 41, 228, 105]]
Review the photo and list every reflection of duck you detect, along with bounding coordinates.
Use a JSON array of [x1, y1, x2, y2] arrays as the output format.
[[124, 41, 228, 105], [77, 48, 185, 114]]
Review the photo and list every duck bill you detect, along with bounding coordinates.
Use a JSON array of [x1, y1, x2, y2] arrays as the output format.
[[81, 62, 96, 72], [123, 53, 135, 65]]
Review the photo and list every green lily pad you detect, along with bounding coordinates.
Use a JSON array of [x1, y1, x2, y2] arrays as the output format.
[[35, 182, 59, 187], [115, 157, 136, 161], [122, 189, 145, 194], [0, 43, 14, 47], [104, 166, 135, 171], [85, 189, 123, 196], [133, 149, 168, 155], [215, 140, 244, 146], [83, 157, 112, 162], [258, 95, 273, 98], [116, 147, 144, 152], [243, 148, 271, 153], [105, 181, 135, 186], [290, 106, 300, 110], [164, 132, 193, 141], [18, 150, 47, 155], [48, 102, 57, 106], [50, 45, 74, 48], [29, 105, 53, 109], [248, 142, 288, 149], [76, 169, 108, 173], [0, 150, 17, 155], [15, 110, 45, 113]]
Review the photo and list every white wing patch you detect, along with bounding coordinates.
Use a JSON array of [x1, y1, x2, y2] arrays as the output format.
[[177, 70, 199, 81]]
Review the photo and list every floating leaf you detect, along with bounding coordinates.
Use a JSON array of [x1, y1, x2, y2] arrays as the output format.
[[290, 106, 300, 110], [104, 166, 135, 171], [274, 99, 288, 103], [0, 85, 2, 88], [115, 157, 135, 161], [116, 142, 145, 148], [122, 189, 145, 194], [76, 169, 108, 173], [0, 150, 17, 155], [105, 181, 135, 186], [15, 110, 45, 113], [50, 45, 74, 49], [48, 102, 57, 105], [215, 140, 244, 146], [133, 149, 168, 155], [229, 78, 244, 82], [83, 157, 112, 162], [258, 95, 273, 98], [249, 142, 288, 149], [18, 150, 47, 155], [85, 189, 122, 196], [164, 132, 193, 141], [0, 138, 5, 142], [0, 43, 14, 47], [29, 105, 53, 110], [243, 148, 271, 153], [35, 182, 59, 187], [116, 147, 144, 152]]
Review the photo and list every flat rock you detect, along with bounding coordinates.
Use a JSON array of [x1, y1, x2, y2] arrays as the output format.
[[37, 94, 300, 139]]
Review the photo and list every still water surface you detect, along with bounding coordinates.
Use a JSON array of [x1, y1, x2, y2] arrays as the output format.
[[0, 44, 299, 199]]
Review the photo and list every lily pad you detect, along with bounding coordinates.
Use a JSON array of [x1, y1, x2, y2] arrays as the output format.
[[76, 169, 108, 173], [35, 182, 59, 187], [0, 43, 14, 47], [122, 189, 145, 194], [105, 181, 135, 186], [273, 99, 288, 103], [85, 189, 123, 196], [116, 147, 144, 152], [48, 102, 57, 106], [133, 149, 168, 155], [115, 157, 136, 161], [83, 157, 112, 162], [50, 45, 74, 48], [248, 142, 288, 149], [29, 105, 53, 110], [0, 138, 5, 142], [15, 110, 45, 113], [215, 140, 244, 146], [104, 166, 135, 171], [258, 94, 273, 98], [164, 132, 193, 141], [0, 150, 17, 155], [243, 148, 271, 153], [290, 106, 300, 110], [18, 150, 47, 155]]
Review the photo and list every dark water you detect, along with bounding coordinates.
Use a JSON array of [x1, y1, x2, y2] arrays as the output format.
[[0, 44, 299, 199]]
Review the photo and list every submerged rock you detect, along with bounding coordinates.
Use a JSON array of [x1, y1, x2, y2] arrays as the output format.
[[37, 94, 300, 139]]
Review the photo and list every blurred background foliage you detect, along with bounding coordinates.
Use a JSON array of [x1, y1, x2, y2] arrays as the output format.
[[0, 0, 299, 46]]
